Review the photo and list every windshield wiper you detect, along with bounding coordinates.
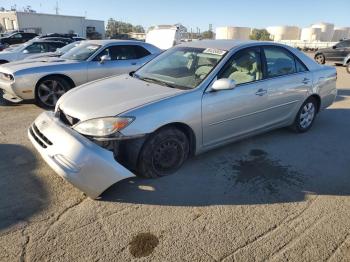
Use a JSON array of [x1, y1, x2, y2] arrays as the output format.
[[139, 77, 176, 88]]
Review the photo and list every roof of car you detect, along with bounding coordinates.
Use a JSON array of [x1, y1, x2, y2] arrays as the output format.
[[84, 39, 147, 45], [178, 40, 268, 51]]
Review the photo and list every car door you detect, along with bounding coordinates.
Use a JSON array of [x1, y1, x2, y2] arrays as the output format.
[[261, 46, 311, 124], [87, 45, 143, 82], [202, 47, 272, 146]]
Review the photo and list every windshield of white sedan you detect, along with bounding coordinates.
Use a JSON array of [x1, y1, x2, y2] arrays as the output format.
[[61, 44, 101, 61], [135, 47, 226, 89]]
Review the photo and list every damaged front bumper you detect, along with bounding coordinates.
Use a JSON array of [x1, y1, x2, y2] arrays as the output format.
[[28, 111, 135, 199]]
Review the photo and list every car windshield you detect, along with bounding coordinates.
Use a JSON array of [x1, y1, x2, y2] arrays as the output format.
[[56, 41, 82, 55], [61, 43, 101, 61], [134, 46, 227, 89]]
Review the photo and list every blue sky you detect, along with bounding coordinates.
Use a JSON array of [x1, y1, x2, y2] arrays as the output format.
[[1, 0, 349, 31]]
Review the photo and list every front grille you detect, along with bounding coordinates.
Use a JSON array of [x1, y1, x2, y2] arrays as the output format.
[[29, 123, 53, 148], [56, 108, 80, 126]]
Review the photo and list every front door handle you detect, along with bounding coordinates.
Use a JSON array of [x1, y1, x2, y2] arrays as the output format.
[[131, 62, 137, 65], [255, 89, 267, 96], [302, 78, 311, 84]]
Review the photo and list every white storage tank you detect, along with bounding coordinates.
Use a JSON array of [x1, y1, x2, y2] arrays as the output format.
[[266, 26, 301, 41], [300, 27, 321, 41], [311, 22, 334, 42], [332, 27, 350, 41], [215, 26, 251, 40]]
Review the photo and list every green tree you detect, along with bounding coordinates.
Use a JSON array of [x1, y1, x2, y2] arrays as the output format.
[[133, 25, 145, 33], [106, 19, 145, 38], [250, 29, 272, 41], [201, 30, 214, 39]]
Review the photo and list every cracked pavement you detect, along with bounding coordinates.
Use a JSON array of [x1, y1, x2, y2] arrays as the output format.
[[0, 66, 350, 261]]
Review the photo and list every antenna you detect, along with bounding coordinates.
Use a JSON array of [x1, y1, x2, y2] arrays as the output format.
[[55, 1, 59, 15]]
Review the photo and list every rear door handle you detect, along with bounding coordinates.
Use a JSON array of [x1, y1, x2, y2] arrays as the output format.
[[302, 78, 311, 84], [255, 89, 267, 96]]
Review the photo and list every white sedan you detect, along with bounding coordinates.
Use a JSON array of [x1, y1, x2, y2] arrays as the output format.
[[0, 40, 66, 64]]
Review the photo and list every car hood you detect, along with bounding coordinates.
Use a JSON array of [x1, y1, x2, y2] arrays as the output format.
[[0, 57, 79, 73], [58, 75, 185, 121]]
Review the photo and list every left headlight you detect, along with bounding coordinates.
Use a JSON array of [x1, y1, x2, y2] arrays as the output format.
[[0, 73, 14, 82], [73, 117, 134, 137]]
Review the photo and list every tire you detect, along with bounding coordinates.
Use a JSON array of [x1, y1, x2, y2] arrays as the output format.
[[35, 76, 72, 109], [137, 127, 190, 178], [291, 97, 317, 133], [314, 53, 325, 64], [347, 63, 350, 74]]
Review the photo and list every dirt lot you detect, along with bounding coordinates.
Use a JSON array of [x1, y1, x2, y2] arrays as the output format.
[[0, 65, 349, 262]]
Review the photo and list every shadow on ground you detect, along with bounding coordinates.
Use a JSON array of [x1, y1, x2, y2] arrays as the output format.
[[102, 108, 350, 206], [0, 144, 48, 231]]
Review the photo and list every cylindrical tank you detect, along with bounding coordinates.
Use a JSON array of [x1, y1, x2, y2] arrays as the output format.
[[266, 26, 301, 41], [311, 23, 334, 42], [332, 27, 349, 41], [215, 26, 251, 40], [300, 27, 321, 41]]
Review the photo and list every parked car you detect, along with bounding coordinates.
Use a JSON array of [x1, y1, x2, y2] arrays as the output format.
[[0, 40, 66, 64], [0, 40, 161, 108], [314, 39, 350, 64], [343, 53, 350, 68], [37, 37, 74, 45], [0, 32, 38, 49], [24, 41, 83, 60], [28, 40, 337, 198]]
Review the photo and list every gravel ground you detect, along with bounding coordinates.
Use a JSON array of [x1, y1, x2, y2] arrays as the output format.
[[0, 65, 349, 262]]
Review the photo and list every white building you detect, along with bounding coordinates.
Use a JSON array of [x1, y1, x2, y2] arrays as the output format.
[[311, 22, 334, 42], [266, 26, 300, 41], [0, 11, 105, 38], [215, 26, 251, 40]]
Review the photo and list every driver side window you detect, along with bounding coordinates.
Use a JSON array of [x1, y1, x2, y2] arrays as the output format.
[[25, 43, 45, 53], [218, 48, 262, 85]]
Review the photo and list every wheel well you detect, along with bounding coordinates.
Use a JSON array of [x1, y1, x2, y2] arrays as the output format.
[[156, 122, 197, 156], [308, 94, 321, 113], [36, 74, 76, 91]]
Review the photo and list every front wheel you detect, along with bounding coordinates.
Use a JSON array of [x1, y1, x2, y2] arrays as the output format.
[[137, 127, 189, 178], [35, 76, 71, 109], [315, 54, 325, 64], [291, 98, 317, 133]]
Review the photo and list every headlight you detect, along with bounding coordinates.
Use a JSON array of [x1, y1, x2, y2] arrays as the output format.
[[0, 73, 14, 81], [73, 117, 134, 137]]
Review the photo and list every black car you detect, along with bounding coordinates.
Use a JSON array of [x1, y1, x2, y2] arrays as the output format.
[[39, 37, 74, 45], [314, 39, 350, 64], [0, 32, 38, 47]]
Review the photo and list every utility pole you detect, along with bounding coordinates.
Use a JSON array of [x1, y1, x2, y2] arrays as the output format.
[[55, 1, 59, 15]]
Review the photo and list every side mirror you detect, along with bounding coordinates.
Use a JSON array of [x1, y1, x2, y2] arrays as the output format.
[[211, 78, 236, 91], [99, 54, 111, 64], [22, 49, 29, 54]]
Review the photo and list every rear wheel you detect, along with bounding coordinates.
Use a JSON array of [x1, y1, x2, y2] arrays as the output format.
[[35, 76, 71, 109], [137, 127, 189, 178], [291, 97, 317, 133], [315, 54, 325, 64]]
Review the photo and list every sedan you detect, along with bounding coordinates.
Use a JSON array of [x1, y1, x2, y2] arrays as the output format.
[[0, 40, 161, 108], [28, 40, 337, 198], [314, 39, 350, 65], [0, 40, 66, 64]]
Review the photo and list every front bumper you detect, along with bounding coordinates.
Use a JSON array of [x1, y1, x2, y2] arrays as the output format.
[[0, 79, 23, 102], [28, 111, 135, 199]]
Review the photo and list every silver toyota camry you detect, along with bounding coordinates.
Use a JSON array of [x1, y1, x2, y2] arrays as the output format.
[[0, 40, 161, 108], [29, 40, 337, 198]]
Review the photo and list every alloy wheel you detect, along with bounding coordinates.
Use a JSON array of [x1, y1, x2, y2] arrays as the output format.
[[37, 80, 66, 107], [299, 102, 315, 129]]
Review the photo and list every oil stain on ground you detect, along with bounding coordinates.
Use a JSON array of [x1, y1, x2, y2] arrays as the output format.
[[232, 149, 304, 195], [129, 233, 159, 258]]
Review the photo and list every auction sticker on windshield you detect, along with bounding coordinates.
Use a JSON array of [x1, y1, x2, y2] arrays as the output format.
[[203, 48, 227, 56]]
